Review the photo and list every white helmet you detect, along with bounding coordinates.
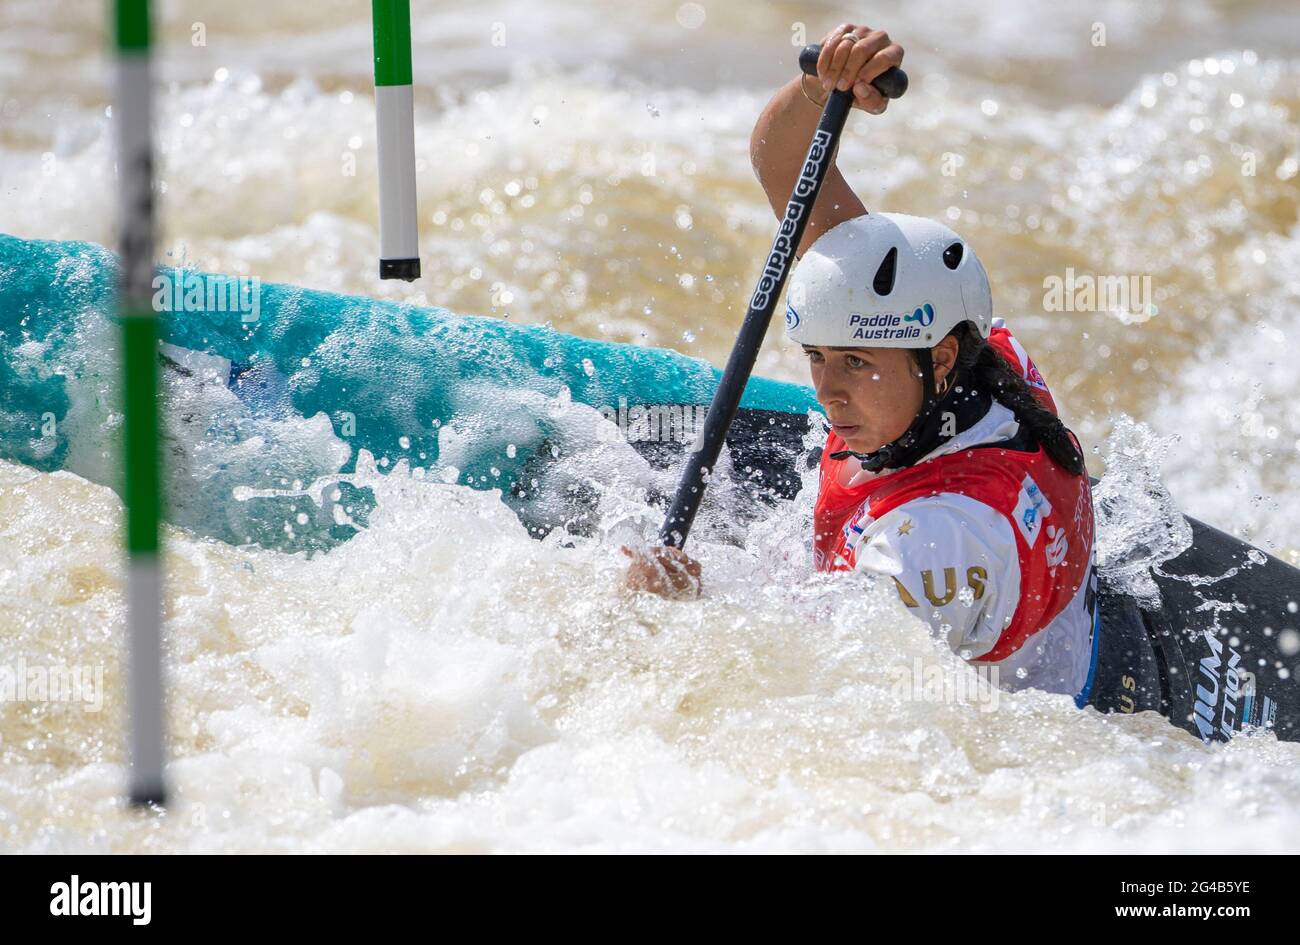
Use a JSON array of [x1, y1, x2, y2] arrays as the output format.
[[783, 212, 992, 348]]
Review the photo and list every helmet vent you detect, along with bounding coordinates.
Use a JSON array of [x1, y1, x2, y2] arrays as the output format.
[[872, 247, 898, 295], [943, 242, 964, 269]]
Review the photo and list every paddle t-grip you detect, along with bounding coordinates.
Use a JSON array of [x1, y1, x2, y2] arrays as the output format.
[[798, 43, 908, 99]]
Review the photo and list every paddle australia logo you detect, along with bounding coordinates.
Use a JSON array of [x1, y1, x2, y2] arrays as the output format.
[[905, 302, 935, 327], [50, 875, 151, 925], [1012, 474, 1052, 547], [846, 302, 935, 342]]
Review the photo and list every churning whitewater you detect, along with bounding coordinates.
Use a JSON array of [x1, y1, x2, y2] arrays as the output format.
[[2, 0, 1299, 852]]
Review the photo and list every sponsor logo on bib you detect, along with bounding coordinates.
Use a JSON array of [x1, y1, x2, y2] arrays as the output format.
[[1013, 474, 1052, 547]]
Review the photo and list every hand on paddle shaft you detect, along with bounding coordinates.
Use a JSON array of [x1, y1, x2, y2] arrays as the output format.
[[622, 24, 906, 600], [620, 544, 703, 601]]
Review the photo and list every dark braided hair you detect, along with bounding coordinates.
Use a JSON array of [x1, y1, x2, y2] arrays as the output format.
[[917, 322, 1087, 476]]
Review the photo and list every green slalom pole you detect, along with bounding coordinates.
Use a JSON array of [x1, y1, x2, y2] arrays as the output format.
[[114, 0, 166, 808], [372, 0, 420, 280]]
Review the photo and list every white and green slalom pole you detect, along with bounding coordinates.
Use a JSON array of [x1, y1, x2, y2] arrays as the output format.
[[114, 0, 166, 808], [372, 0, 420, 280]]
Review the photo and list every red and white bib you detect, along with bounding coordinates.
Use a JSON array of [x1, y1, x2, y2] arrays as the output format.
[[812, 323, 1099, 697]]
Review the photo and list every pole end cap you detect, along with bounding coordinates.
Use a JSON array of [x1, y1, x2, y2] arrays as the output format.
[[380, 257, 421, 281]]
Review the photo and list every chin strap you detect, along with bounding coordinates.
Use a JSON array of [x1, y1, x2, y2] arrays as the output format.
[[829, 348, 943, 472]]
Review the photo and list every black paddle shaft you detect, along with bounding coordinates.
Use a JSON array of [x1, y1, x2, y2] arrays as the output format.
[[657, 49, 907, 549]]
